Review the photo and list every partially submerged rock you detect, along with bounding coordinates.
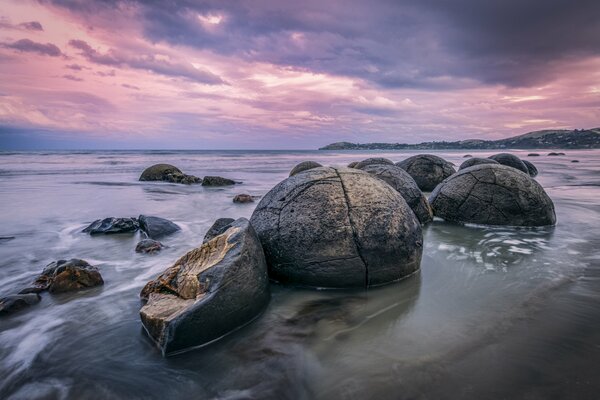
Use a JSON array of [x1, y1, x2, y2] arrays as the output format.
[[0, 294, 41, 316], [459, 157, 499, 170], [463, 154, 472, 158], [429, 164, 556, 226], [528, 153, 540, 157], [522, 160, 538, 177], [23, 259, 104, 294], [548, 152, 565, 156], [202, 176, 236, 186], [233, 194, 255, 203], [139, 218, 270, 355], [83, 217, 139, 235], [203, 218, 235, 243], [571, 160, 580, 163], [360, 164, 433, 224], [250, 167, 423, 288], [139, 164, 201, 184], [488, 153, 529, 174], [289, 161, 323, 177], [136, 239, 163, 254], [138, 215, 180, 239], [396, 155, 456, 192], [354, 157, 394, 169]]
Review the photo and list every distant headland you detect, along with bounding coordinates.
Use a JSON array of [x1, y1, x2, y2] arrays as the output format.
[[319, 128, 600, 150]]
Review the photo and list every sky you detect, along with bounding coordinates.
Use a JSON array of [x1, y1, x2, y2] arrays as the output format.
[[0, 0, 599, 149]]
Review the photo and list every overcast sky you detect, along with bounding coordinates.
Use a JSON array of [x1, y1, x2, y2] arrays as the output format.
[[0, 0, 599, 149]]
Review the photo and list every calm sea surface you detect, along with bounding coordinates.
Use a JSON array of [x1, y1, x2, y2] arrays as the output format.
[[0, 149, 599, 399]]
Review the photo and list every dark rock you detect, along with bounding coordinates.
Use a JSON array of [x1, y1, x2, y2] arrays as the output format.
[[202, 176, 236, 186], [522, 160, 538, 177], [139, 163, 201, 185], [395, 154, 456, 192], [347, 161, 359, 168], [0, 294, 41, 316], [139, 218, 270, 355], [233, 194, 255, 203], [25, 259, 104, 294], [429, 164, 556, 226], [136, 239, 163, 254], [0, 236, 15, 243], [571, 160, 580, 163], [83, 217, 139, 235], [138, 215, 180, 239], [354, 157, 394, 169], [488, 153, 529, 174], [250, 167, 423, 288], [459, 157, 499, 170], [463, 154, 472, 158], [528, 153, 540, 156], [557, 152, 566, 155], [547, 152, 564, 156], [203, 218, 235, 243], [360, 164, 433, 224], [179, 175, 202, 185], [289, 161, 323, 177]]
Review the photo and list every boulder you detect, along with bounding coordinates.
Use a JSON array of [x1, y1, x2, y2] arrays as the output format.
[[233, 194, 255, 203], [522, 160, 538, 177], [23, 259, 104, 294], [138, 215, 180, 239], [347, 161, 359, 168], [139, 218, 270, 355], [250, 167, 423, 288], [203, 218, 235, 243], [459, 157, 499, 171], [354, 157, 394, 169], [360, 164, 433, 224], [488, 153, 529, 174], [83, 217, 139, 235], [395, 154, 456, 192], [429, 164, 556, 226], [289, 161, 323, 177], [202, 176, 236, 186], [0, 294, 41, 316], [139, 164, 202, 184], [528, 153, 540, 157], [547, 152, 565, 156], [136, 239, 163, 254]]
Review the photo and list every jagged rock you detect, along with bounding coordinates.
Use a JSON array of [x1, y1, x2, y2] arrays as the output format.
[[360, 164, 433, 224], [139, 218, 270, 355], [522, 160, 538, 177], [83, 217, 139, 235], [136, 239, 163, 254], [396, 154, 456, 192], [459, 157, 499, 170], [488, 153, 529, 174], [0, 294, 41, 316], [138, 215, 180, 239], [202, 176, 236, 186], [429, 164, 556, 226], [289, 161, 323, 177], [250, 167, 423, 288], [233, 194, 255, 203], [354, 157, 394, 169], [347, 161, 359, 168], [203, 218, 235, 243], [528, 153, 540, 157], [22, 259, 103, 294], [139, 164, 202, 184]]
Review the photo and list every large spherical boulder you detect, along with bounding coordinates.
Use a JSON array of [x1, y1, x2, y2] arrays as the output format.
[[488, 153, 529, 174], [396, 155, 456, 192], [354, 157, 394, 169], [250, 167, 423, 288], [289, 161, 323, 177], [522, 160, 538, 177], [459, 157, 499, 171], [140, 164, 182, 181], [360, 164, 433, 224], [429, 164, 556, 226]]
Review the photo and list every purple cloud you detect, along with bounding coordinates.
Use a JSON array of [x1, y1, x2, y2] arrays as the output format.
[[63, 74, 83, 81], [3, 39, 62, 57], [0, 19, 44, 31]]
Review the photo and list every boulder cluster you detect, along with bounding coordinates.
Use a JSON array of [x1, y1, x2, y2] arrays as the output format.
[[139, 163, 239, 186]]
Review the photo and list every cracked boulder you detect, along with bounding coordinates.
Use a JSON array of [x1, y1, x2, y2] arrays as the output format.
[[488, 153, 529, 174], [360, 164, 433, 224], [429, 164, 556, 226], [289, 161, 323, 177], [396, 154, 456, 192], [354, 157, 394, 169], [459, 157, 499, 171], [139, 218, 270, 355], [250, 167, 423, 288], [139, 163, 201, 184]]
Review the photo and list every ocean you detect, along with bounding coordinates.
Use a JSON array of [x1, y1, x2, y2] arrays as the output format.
[[0, 149, 599, 399]]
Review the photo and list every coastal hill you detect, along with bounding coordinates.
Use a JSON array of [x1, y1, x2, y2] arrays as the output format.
[[319, 128, 600, 150]]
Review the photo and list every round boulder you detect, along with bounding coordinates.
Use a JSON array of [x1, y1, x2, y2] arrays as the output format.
[[289, 161, 323, 177], [347, 161, 359, 168], [522, 160, 538, 177], [250, 167, 423, 288], [488, 153, 529, 174], [139, 164, 183, 181], [396, 155, 456, 192], [429, 164, 556, 226], [360, 164, 433, 224], [459, 157, 499, 171], [354, 157, 394, 169]]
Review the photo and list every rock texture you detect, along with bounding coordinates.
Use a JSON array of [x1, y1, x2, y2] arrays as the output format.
[[429, 164, 556, 226], [396, 155, 456, 192], [138, 215, 180, 239], [360, 164, 433, 224], [522, 160, 538, 177], [202, 176, 236, 186], [203, 218, 235, 243], [354, 157, 394, 169], [488, 153, 529, 174], [459, 157, 499, 171], [139, 218, 270, 355], [83, 217, 139, 235], [139, 164, 201, 184], [23, 259, 104, 294], [250, 167, 423, 288], [136, 239, 163, 254], [289, 161, 323, 177], [0, 294, 41, 316]]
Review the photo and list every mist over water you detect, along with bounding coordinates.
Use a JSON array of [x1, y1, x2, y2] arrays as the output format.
[[0, 149, 599, 399]]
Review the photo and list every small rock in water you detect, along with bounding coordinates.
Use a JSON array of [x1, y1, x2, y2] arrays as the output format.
[[547, 152, 564, 156], [139, 164, 201, 185], [0, 236, 15, 243], [136, 239, 163, 254], [289, 161, 323, 177], [0, 294, 41, 316], [202, 176, 236, 186], [571, 160, 580, 163], [463, 154, 472, 158], [528, 153, 540, 156], [233, 194, 255, 203], [138, 215, 180, 239], [203, 218, 235, 243], [83, 217, 139, 235], [22, 259, 104, 294]]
